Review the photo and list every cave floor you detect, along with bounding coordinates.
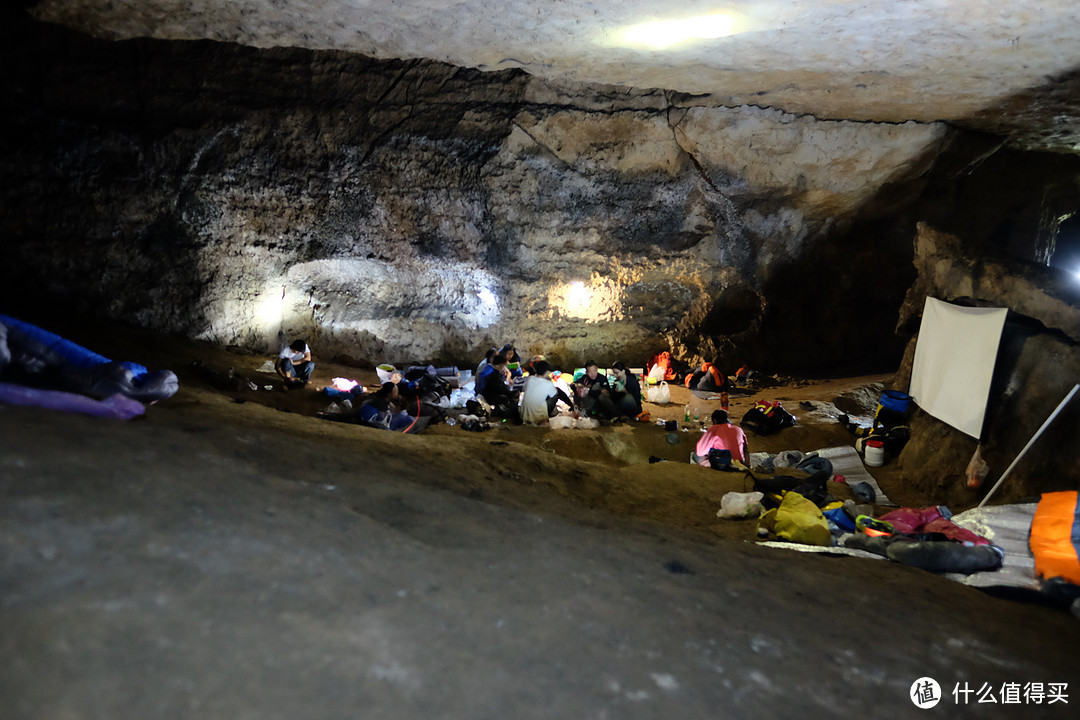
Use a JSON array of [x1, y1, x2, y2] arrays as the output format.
[[3, 317, 1079, 719]]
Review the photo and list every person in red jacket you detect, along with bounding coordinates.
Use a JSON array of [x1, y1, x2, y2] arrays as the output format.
[[696, 409, 749, 468]]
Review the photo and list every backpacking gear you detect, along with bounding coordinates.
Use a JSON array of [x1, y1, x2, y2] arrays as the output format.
[[856, 515, 895, 537], [758, 491, 832, 546], [1029, 491, 1080, 585], [707, 448, 733, 470], [739, 400, 796, 435]]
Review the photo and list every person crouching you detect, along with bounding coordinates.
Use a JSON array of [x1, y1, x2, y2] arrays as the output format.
[[696, 409, 749, 469]]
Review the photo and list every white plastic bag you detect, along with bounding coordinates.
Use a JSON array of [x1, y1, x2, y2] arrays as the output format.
[[331, 377, 359, 392], [717, 491, 765, 519], [648, 363, 665, 383], [575, 417, 600, 430], [549, 415, 576, 430], [646, 380, 671, 405]]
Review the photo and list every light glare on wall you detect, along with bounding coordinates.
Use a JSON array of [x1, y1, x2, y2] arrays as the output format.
[[567, 281, 589, 312], [620, 13, 740, 50], [548, 277, 624, 322], [254, 283, 287, 334]]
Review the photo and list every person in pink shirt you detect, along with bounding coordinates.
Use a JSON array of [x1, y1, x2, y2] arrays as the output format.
[[696, 409, 749, 468]]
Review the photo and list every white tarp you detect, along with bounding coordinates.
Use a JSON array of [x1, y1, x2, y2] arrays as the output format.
[[908, 297, 1008, 439]]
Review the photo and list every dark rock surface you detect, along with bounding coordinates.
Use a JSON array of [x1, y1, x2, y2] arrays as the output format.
[[0, 16, 974, 373], [4, 381, 1080, 719], [892, 224, 1080, 504], [2, 14, 1079, 382]]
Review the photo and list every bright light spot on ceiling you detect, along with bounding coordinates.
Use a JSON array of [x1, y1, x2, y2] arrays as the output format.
[[619, 13, 742, 50]]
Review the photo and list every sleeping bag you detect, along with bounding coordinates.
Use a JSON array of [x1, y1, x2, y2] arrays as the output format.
[[0, 314, 178, 403]]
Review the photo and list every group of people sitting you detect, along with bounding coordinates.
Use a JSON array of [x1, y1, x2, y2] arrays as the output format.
[[276, 337, 748, 471], [473, 343, 644, 426]]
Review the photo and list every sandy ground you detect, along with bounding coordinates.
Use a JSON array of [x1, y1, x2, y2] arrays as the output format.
[[171, 334, 923, 540], [3, 314, 1080, 718]]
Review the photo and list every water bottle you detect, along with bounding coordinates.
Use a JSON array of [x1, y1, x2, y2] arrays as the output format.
[[684, 404, 690, 422]]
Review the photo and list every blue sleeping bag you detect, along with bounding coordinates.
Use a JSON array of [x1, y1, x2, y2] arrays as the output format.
[[0, 314, 178, 403], [0, 314, 148, 376]]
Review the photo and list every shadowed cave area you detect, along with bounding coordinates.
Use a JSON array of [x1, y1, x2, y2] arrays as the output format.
[[3, 4, 1080, 719]]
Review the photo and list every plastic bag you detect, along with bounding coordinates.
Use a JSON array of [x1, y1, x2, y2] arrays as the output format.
[[331, 377, 359, 392], [647, 363, 665, 383], [717, 491, 765, 519], [549, 415, 576, 430], [965, 445, 989, 489], [447, 388, 471, 408], [646, 380, 671, 405], [376, 364, 398, 383], [576, 417, 600, 430]]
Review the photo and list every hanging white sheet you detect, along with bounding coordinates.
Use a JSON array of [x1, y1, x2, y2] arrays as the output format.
[[908, 297, 1008, 439]]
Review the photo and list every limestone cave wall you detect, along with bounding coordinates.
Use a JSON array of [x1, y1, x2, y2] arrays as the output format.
[[891, 224, 1080, 504], [2, 17, 960, 372], [3, 14, 1079, 383]]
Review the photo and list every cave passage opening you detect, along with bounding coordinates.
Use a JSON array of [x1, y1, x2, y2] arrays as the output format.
[[1050, 213, 1080, 281]]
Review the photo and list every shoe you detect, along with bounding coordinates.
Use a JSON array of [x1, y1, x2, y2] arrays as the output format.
[[855, 515, 894, 537]]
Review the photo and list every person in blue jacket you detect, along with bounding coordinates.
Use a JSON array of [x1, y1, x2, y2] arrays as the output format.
[[475, 353, 518, 420], [358, 382, 414, 430]]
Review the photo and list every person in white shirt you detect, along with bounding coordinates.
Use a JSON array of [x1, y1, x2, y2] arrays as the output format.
[[519, 360, 573, 425], [276, 338, 314, 388]]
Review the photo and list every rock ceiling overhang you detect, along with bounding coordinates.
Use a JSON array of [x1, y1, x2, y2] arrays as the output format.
[[27, 0, 1080, 153]]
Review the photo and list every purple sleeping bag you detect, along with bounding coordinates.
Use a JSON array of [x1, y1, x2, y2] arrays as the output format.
[[0, 382, 145, 419]]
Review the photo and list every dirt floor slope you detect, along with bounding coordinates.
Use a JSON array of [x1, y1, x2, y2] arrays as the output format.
[[3, 315, 1079, 719]]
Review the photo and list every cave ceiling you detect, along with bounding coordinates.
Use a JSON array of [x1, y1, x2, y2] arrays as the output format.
[[29, 0, 1080, 154]]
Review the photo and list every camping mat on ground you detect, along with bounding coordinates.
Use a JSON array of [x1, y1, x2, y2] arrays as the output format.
[[943, 503, 1040, 590], [690, 389, 754, 400], [757, 539, 884, 561], [690, 390, 725, 400], [760, 504, 1042, 594], [815, 445, 896, 506]]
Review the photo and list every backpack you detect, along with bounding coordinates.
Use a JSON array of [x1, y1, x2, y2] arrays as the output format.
[[740, 400, 796, 435]]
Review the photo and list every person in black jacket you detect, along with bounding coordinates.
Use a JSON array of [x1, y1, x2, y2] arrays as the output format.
[[475, 354, 519, 420], [609, 361, 643, 419], [573, 360, 617, 419]]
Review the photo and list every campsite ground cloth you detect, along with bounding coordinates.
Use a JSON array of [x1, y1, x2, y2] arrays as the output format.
[[816, 445, 896, 506]]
